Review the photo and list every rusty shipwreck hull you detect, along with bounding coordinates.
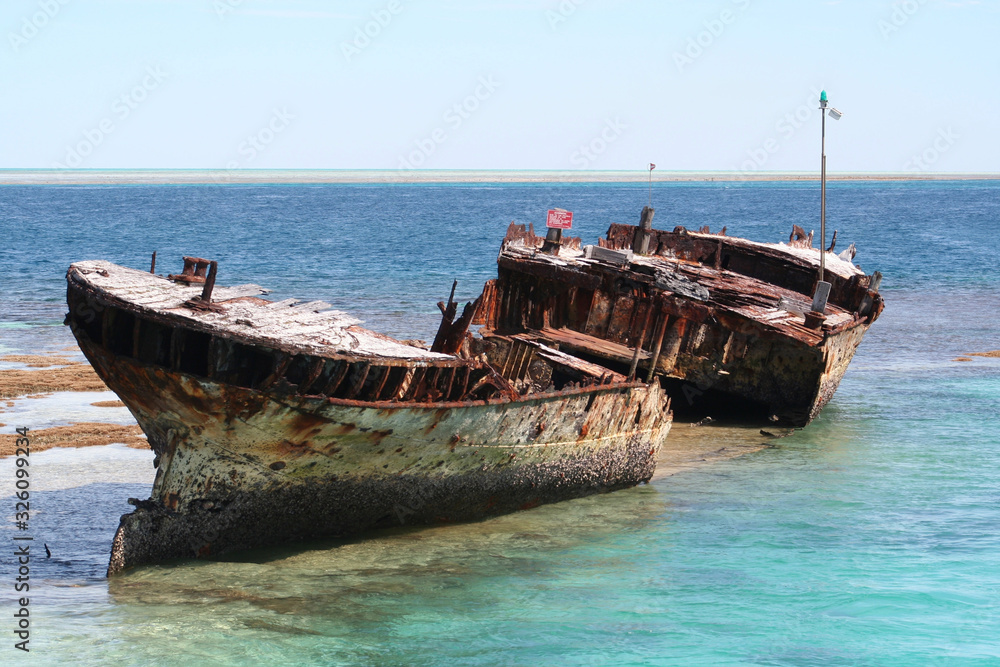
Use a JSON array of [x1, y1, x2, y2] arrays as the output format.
[[65, 260, 671, 574], [475, 216, 884, 427]]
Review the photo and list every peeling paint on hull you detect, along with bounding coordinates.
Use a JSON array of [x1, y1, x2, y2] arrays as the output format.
[[64, 265, 671, 574], [89, 343, 668, 574]]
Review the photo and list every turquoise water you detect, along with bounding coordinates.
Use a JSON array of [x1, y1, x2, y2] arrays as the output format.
[[2, 181, 999, 664]]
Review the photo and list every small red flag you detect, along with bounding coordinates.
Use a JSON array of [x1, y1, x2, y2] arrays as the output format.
[[649, 163, 656, 170]]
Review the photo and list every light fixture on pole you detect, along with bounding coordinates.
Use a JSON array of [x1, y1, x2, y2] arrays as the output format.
[[814, 89, 843, 315]]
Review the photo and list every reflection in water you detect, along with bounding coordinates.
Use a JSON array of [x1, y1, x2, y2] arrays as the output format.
[[108, 483, 670, 605]]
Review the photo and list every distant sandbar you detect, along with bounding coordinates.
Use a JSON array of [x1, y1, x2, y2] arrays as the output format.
[[1, 169, 998, 186]]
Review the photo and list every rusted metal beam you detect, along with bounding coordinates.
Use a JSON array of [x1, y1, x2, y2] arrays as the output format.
[[201, 261, 218, 302], [645, 305, 669, 383], [431, 281, 460, 353], [627, 305, 654, 381], [659, 317, 686, 373]]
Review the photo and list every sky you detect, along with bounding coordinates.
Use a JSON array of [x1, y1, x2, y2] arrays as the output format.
[[2, 0, 997, 173]]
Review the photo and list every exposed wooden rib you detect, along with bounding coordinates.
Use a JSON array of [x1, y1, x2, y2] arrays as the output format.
[[458, 366, 471, 400], [402, 367, 426, 401], [645, 312, 669, 383], [426, 367, 441, 398], [371, 365, 391, 400], [321, 360, 351, 396], [442, 366, 456, 400], [259, 353, 291, 390], [344, 363, 370, 400], [393, 367, 415, 400], [299, 357, 326, 394]]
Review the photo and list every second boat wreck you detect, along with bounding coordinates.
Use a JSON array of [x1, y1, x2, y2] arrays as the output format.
[[473, 209, 884, 427], [65, 257, 672, 574]]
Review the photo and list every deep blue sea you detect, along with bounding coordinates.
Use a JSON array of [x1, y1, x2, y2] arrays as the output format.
[[1, 180, 999, 665]]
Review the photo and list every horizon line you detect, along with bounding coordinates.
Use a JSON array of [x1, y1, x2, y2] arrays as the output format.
[[1, 168, 997, 186]]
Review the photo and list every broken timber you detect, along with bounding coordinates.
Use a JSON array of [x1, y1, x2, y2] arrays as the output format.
[[65, 257, 672, 574], [474, 210, 884, 427]]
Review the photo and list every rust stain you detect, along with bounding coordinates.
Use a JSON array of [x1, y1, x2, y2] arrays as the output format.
[[478, 216, 883, 427], [65, 255, 674, 574]]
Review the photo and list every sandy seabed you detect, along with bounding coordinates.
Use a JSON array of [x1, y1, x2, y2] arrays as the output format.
[[0, 360, 108, 399], [0, 354, 146, 453], [0, 422, 146, 457]]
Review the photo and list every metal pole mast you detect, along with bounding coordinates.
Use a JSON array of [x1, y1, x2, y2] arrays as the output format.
[[648, 164, 653, 208], [819, 93, 827, 283]]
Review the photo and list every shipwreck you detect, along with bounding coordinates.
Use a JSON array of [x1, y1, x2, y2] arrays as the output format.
[[65, 257, 671, 574], [472, 209, 884, 427]]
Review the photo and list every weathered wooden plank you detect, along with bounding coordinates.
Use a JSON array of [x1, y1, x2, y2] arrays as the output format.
[[69, 260, 453, 361], [290, 301, 333, 312]]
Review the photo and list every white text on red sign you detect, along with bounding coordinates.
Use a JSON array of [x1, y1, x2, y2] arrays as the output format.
[[546, 209, 573, 229]]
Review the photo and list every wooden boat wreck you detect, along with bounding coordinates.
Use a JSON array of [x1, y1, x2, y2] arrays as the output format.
[[472, 209, 884, 427], [65, 257, 671, 574]]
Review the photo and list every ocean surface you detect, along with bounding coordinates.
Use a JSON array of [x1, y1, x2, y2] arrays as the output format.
[[1, 179, 998, 665]]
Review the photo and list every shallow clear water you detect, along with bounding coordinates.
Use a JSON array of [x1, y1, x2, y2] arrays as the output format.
[[1, 181, 999, 665]]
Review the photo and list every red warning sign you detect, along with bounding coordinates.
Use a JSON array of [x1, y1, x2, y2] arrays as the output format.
[[546, 209, 573, 229]]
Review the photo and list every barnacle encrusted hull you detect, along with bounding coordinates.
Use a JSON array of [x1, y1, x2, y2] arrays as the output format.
[[95, 344, 667, 574], [65, 260, 671, 574]]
